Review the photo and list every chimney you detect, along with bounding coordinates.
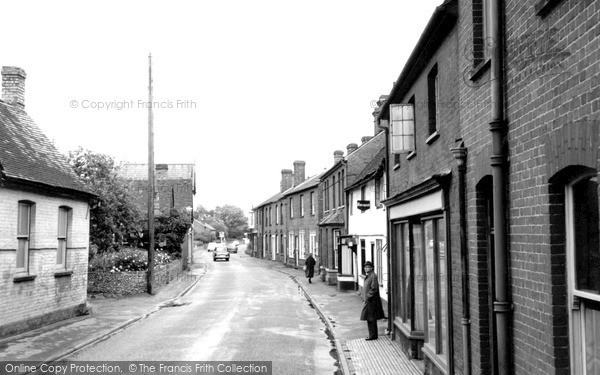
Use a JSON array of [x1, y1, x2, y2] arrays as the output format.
[[334, 150, 344, 164], [281, 169, 293, 192], [361, 136, 373, 144], [293, 160, 306, 186], [373, 94, 388, 135], [346, 144, 358, 155], [1, 66, 26, 108]]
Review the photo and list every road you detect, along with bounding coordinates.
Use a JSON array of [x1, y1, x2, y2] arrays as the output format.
[[67, 247, 340, 375]]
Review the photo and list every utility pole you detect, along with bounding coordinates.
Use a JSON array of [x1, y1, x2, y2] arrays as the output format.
[[147, 53, 156, 294]]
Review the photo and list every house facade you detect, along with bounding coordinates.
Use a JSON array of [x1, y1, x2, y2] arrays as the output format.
[[282, 170, 323, 268], [345, 138, 388, 306], [319, 151, 347, 286], [0, 66, 95, 338], [377, 1, 461, 373]]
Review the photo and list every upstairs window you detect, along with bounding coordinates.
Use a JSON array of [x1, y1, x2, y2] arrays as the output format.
[[290, 198, 294, 218], [427, 64, 440, 137], [310, 192, 315, 215], [300, 195, 305, 217], [390, 102, 416, 154], [332, 176, 337, 209]]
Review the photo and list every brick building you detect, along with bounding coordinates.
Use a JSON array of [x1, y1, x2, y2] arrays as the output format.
[[375, 0, 600, 373], [0, 66, 95, 338], [282, 168, 323, 268], [118, 163, 195, 217], [319, 151, 347, 286]]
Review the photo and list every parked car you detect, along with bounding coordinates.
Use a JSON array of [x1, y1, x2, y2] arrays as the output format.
[[213, 246, 230, 261], [232, 240, 240, 246], [207, 242, 219, 252]]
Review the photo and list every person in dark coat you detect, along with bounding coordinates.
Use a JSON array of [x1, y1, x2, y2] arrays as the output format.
[[305, 253, 316, 283], [360, 261, 385, 340]]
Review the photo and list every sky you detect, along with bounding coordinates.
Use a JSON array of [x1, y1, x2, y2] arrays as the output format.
[[1, 0, 442, 217]]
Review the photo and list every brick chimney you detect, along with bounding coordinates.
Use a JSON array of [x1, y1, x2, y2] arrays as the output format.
[[334, 150, 344, 164], [373, 94, 388, 135], [361, 136, 373, 144], [293, 161, 306, 186], [281, 169, 294, 192], [346, 144, 358, 155], [2, 66, 26, 108]]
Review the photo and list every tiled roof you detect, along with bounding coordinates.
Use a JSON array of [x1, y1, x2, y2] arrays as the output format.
[[318, 209, 345, 226], [283, 172, 324, 196], [0, 101, 91, 196], [346, 147, 386, 191], [345, 132, 386, 187]]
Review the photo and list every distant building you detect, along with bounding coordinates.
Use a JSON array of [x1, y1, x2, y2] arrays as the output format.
[[0, 66, 95, 338], [118, 163, 196, 216]]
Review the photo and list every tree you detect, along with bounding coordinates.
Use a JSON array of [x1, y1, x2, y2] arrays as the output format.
[[68, 148, 142, 253], [214, 205, 248, 239]]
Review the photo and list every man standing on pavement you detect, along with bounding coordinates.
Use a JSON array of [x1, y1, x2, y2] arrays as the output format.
[[360, 261, 385, 340], [305, 253, 316, 283]]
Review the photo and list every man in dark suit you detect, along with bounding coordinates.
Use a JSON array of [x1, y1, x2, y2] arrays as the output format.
[[360, 261, 385, 340]]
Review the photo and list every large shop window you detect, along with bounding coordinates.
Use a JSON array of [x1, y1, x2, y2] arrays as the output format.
[[566, 173, 600, 375], [394, 216, 448, 362]]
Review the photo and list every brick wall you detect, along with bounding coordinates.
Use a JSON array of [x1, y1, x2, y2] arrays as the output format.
[[0, 187, 90, 338], [285, 187, 321, 267], [125, 178, 194, 216]]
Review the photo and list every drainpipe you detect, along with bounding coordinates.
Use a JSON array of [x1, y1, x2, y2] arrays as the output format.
[[378, 119, 393, 336], [451, 141, 471, 375], [490, 0, 511, 374]]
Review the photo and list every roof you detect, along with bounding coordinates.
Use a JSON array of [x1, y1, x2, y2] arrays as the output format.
[[193, 219, 216, 231], [254, 189, 289, 209], [0, 101, 92, 197], [377, 0, 458, 121], [345, 131, 386, 187], [283, 172, 324, 197], [118, 163, 195, 180], [346, 147, 386, 191], [318, 209, 345, 226]]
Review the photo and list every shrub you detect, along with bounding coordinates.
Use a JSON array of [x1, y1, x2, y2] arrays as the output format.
[[89, 247, 173, 273]]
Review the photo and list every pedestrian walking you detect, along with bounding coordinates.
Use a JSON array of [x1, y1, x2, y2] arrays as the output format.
[[304, 253, 316, 283], [360, 261, 385, 340]]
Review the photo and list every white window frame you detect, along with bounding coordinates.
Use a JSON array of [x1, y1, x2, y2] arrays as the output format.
[[390, 103, 416, 153], [16, 201, 32, 273], [300, 194, 304, 217], [310, 191, 315, 215], [57, 206, 70, 269]]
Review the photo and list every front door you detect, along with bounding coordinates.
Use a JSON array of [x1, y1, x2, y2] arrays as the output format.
[[566, 173, 600, 375]]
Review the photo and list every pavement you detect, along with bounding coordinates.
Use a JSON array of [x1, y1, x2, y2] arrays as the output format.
[[0, 248, 209, 362], [246, 255, 424, 375], [0, 246, 423, 375]]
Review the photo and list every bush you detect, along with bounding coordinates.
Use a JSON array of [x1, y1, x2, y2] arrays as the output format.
[[89, 247, 173, 273], [141, 209, 190, 258]]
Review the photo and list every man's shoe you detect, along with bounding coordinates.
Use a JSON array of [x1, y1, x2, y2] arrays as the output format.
[[365, 337, 377, 341]]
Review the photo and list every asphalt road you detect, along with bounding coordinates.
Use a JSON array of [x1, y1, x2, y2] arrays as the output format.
[[67, 248, 340, 375]]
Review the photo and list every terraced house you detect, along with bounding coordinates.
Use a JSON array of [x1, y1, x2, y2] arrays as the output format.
[[0, 66, 95, 338], [376, 0, 600, 374]]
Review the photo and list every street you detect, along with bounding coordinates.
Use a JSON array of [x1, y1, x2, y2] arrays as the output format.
[[67, 248, 340, 375]]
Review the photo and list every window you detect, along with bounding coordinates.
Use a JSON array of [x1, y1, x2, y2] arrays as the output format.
[[309, 231, 317, 256], [337, 172, 342, 207], [324, 181, 330, 211], [275, 204, 279, 224], [332, 176, 337, 209], [290, 198, 294, 218], [299, 230, 306, 257], [300, 195, 304, 217], [376, 240, 383, 286], [394, 216, 448, 362], [565, 173, 600, 374], [341, 170, 345, 205], [279, 204, 283, 223], [390, 101, 415, 154], [472, 0, 491, 66], [288, 231, 295, 258], [375, 178, 382, 208], [17, 201, 32, 272], [57, 206, 71, 269], [427, 64, 439, 136], [310, 192, 315, 215], [361, 185, 366, 200]]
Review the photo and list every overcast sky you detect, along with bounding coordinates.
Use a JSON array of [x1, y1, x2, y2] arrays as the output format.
[[2, 0, 441, 216]]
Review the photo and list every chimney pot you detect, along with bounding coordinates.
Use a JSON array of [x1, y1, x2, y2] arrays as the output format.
[[346, 144, 358, 155], [1, 66, 26, 108], [333, 150, 344, 165], [361, 136, 373, 144]]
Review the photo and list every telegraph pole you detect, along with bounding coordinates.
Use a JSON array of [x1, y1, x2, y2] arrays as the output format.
[[147, 53, 156, 294]]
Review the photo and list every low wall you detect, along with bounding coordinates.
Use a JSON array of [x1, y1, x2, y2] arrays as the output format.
[[88, 259, 183, 296]]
